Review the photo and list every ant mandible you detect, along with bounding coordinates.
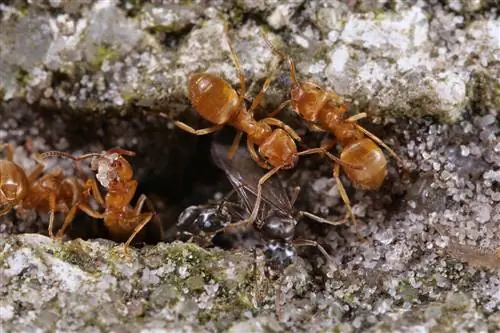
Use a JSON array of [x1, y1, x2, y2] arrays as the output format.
[[38, 148, 157, 252], [263, 36, 407, 227], [0, 143, 87, 237], [173, 25, 353, 229]]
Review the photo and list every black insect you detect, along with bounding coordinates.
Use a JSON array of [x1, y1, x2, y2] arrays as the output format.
[[176, 202, 237, 249], [211, 140, 332, 318]]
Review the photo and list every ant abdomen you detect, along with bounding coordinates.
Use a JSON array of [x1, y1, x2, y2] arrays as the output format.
[[341, 138, 387, 190], [188, 73, 239, 125]]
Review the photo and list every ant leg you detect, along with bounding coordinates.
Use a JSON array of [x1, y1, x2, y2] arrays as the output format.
[[247, 139, 270, 169], [174, 121, 223, 135], [261, 117, 301, 142], [246, 165, 282, 229], [354, 124, 406, 168], [228, 131, 243, 159], [224, 24, 246, 106], [268, 100, 291, 118], [323, 150, 364, 170], [308, 123, 327, 132], [345, 112, 367, 123], [223, 166, 282, 232], [85, 178, 105, 206], [294, 239, 332, 263], [297, 147, 326, 156], [78, 203, 105, 219], [0, 143, 14, 161], [47, 191, 57, 238], [132, 194, 148, 215], [333, 163, 357, 228], [296, 210, 347, 226], [56, 203, 80, 238], [132, 194, 156, 217], [261, 33, 299, 84], [123, 212, 154, 252], [26, 163, 44, 183], [248, 57, 281, 115]]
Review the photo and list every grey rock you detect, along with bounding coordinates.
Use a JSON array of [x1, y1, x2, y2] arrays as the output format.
[[0, 0, 499, 332], [0, 0, 497, 119]]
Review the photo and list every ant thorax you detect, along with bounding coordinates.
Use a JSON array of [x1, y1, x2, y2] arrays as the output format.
[[91, 153, 120, 188]]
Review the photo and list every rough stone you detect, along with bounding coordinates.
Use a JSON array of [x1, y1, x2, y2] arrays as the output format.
[[0, 0, 499, 332]]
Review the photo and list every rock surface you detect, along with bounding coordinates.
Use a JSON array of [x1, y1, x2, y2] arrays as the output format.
[[0, 0, 499, 332]]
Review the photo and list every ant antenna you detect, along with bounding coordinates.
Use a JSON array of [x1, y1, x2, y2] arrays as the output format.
[[37, 151, 102, 162], [107, 148, 136, 157], [261, 32, 299, 85]]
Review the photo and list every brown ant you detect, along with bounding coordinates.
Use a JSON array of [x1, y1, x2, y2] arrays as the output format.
[[172, 26, 355, 229], [38, 148, 157, 252], [0, 143, 87, 237], [263, 36, 407, 226]]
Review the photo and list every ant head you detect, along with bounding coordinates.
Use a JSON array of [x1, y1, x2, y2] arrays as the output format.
[[0, 161, 29, 204], [259, 129, 298, 169], [290, 81, 326, 122], [263, 240, 296, 280], [91, 151, 134, 188]]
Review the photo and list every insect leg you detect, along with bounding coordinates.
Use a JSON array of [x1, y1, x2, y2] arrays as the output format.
[[261, 117, 301, 142], [297, 210, 347, 226], [247, 138, 271, 169], [268, 100, 291, 118], [85, 178, 105, 206], [247, 165, 282, 226], [248, 56, 281, 115], [334, 163, 357, 228], [228, 131, 244, 159], [293, 239, 332, 263], [26, 163, 44, 183], [47, 191, 57, 238], [78, 203, 105, 219], [345, 112, 367, 123], [354, 124, 407, 168], [174, 121, 223, 135], [261, 33, 299, 84], [224, 24, 246, 106], [123, 212, 154, 253], [56, 202, 80, 238]]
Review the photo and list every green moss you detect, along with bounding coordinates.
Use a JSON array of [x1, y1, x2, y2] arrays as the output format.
[[16, 68, 30, 86], [52, 241, 101, 275], [88, 44, 121, 69], [397, 280, 419, 302], [185, 275, 205, 291]]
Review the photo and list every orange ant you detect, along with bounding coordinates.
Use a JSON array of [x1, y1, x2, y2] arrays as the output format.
[[172, 26, 355, 229], [0, 143, 87, 237], [263, 36, 407, 226], [38, 148, 157, 252]]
